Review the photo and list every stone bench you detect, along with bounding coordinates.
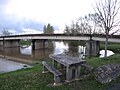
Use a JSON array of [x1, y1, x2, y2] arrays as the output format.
[[42, 61, 63, 86]]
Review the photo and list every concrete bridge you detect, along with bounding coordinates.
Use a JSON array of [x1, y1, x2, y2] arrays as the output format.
[[0, 34, 120, 42], [0, 34, 119, 57]]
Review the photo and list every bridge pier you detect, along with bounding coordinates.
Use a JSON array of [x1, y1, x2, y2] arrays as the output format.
[[32, 40, 49, 50], [85, 40, 100, 57], [0, 41, 3, 46], [4, 40, 20, 48], [0, 41, 3, 51]]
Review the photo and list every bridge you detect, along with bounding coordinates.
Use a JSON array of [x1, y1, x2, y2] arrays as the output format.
[[0, 34, 119, 57], [0, 34, 120, 43]]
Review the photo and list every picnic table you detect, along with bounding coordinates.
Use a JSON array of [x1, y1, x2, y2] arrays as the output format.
[[49, 54, 86, 82]]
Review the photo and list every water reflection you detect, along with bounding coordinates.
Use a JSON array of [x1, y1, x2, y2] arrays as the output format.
[[53, 42, 68, 54], [99, 50, 115, 58], [78, 46, 86, 59], [20, 46, 32, 55], [0, 41, 117, 64]]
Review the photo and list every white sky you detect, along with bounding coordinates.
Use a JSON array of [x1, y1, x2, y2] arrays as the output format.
[[5, 0, 95, 30]]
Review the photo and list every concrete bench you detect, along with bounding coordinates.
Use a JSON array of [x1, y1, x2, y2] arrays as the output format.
[[42, 61, 62, 85]]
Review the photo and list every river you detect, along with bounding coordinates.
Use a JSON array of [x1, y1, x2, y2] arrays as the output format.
[[0, 41, 116, 65]]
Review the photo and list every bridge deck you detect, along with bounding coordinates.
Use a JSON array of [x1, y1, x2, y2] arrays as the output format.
[[0, 34, 119, 43]]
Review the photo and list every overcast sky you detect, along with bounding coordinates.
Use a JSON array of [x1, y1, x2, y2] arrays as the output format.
[[0, 0, 96, 34]]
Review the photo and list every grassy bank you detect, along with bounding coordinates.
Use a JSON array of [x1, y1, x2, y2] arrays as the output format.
[[100, 42, 120, 53], [0, 54, 120, 90], [19, 40, 31, 46]]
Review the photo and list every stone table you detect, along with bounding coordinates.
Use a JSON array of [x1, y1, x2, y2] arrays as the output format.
[[49, 54, 86, 82]]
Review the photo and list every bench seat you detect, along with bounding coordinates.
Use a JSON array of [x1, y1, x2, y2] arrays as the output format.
[[81, 64, 93, 74], [42, 61, 62, 85]]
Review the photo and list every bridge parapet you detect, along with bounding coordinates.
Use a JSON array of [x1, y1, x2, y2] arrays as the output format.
[[0, 34, 119, 43]]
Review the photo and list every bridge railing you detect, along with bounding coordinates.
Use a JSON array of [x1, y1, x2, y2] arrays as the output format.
[[0, 34, 119, 39]]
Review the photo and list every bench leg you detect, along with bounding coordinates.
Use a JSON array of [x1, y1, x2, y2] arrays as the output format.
[[66, 66, 73, 82], [52, 60, 57, 68], [75, 65, 81, 80], [42, 66, 48, 73], [60, 64, 64, 69], [53, 75, 62, 86]]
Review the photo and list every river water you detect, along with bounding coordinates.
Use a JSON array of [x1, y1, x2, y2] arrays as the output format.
[[0, 41, 116, 65]]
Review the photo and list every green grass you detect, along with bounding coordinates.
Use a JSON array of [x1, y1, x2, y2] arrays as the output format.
[[19, 40, 31, 46], [100, 42, 120, 53], [0, 54, 120, 90], [87, 54, 120, 68]]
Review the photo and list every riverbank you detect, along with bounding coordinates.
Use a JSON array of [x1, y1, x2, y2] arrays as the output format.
[[0, 58, 31, 74], [100, 42, 120, 53], [0, 54, 120, 90]]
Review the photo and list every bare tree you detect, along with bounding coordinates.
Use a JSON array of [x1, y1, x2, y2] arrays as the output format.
[[77, 16, 92, 34], [2, 28, 11, 36], [88, 14, 103, 34], [92, 0, 120, 57], [64, 21, 79, 35], [64, 16, 93, 35]]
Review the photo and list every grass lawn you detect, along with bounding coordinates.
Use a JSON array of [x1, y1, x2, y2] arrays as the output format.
[[100, 42, 120, 53], [0, 54, 120, 90]]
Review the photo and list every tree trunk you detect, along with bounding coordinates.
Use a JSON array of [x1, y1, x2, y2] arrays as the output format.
[[104, 32, 109, 58]]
